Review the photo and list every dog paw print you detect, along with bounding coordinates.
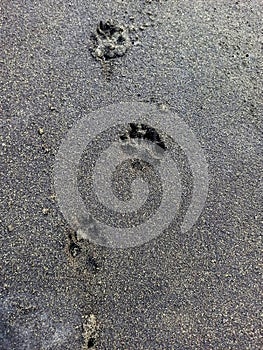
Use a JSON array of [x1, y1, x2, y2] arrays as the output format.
[[92, 20, 131, 61], [120, 123, 166, 166]]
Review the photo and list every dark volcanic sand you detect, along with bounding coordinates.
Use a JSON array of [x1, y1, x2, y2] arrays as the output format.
[[1, 1, 262, 349]]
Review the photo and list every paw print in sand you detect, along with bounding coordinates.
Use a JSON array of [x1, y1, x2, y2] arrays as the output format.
[[120, 123, 166, 166], [92, 20, 131, 61]]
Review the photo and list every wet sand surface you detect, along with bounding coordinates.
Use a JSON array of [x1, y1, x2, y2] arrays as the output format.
[[1, 1, 262, 349]]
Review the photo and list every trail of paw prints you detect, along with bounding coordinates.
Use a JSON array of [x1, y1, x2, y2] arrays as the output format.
[[53, 102, 209, 248]]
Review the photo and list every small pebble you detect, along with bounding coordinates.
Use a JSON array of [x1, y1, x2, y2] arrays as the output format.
[[42, 208, 49, 215], [7, 224, 14, 232], [38, 127, 44, 135]]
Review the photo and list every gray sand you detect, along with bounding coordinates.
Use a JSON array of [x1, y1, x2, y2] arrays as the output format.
[[1, 1, 262, 349]]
